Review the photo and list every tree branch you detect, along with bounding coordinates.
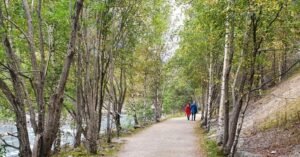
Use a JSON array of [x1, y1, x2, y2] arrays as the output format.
[[7, 132, 18, 138], [0, 79, 16, 107], [0, 138, 19, 150], [0, 62, 36, 96], [2, 16, 30, 43], [257, 3, 284, 47], [244, 59, 299, 98]]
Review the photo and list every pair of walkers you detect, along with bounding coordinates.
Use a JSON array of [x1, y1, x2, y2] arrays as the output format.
[[184, 102, 198, 121]]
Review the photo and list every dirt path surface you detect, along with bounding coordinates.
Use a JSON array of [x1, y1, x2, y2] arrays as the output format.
[[117, 116, 201, 157]]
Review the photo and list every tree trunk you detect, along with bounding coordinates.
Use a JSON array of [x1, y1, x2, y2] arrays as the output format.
[[202, 85, 209, 127], [143, 72, 147, 122], [154, 87, 161, 122], [21, 1, 46, 155], [53, 129, 61, 153], [116, 65, 127, 137], [15, 109, 32, 157], [224, 96, 244, 154], [0, 80, 32, 157], [116, 112, 121, 137], [108, 52, 115, 141], [206, 51, 214, 131], [224, 11, 251, 155], [134, 111, 139, 126], [281, 43, 287, 80], [225, 10, 262, 155], [272, 50, 277, 84], [200, 84, 206, 121], [217, 0, 235, 146], [83, 40, 100, 155], [107, 102, 112, 143], [74, 51, 83, 148], [85, 106, 99, 154], [0, 10, 32, 155], [41, 0, 84, 156]]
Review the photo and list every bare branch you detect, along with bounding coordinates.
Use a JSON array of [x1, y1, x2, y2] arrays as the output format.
[[0, 62, 36, 96], [37, 0, 46, 76], [0, 79, 16, 108], [1, 138, 19, 150], [243, 59, 300, 99], [7, 132, 18, 138], [63, 103, 76, 120], [257, 3, 284, 48], [2, 16, 30, 43]]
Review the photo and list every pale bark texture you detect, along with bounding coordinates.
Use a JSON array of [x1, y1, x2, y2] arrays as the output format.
[[223, 13, 251, 155], [206, 51, 214, 131], [217, 0, 235, 146], [200, 85, 206, 121]]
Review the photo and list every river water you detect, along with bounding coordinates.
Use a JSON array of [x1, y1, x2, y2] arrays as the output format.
[[0, 115, 133, 157]]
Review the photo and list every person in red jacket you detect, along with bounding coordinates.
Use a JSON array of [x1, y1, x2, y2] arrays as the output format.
[[185, 103, 191, 120]]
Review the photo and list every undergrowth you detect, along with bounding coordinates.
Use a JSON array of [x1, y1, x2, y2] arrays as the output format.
[[195, 126, 223, 157], [53, 139, 122, 157], [166, 112, 185, 118], [258, 98, 300, 131]]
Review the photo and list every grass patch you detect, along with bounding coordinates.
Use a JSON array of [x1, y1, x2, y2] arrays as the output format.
[[258, 98, 300, 131], [165, 112, 185, 118], [53, 140, 122, 157], [195, 126, 224, 157]]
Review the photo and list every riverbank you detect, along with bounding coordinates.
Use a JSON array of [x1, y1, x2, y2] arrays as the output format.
[[0, 114, 134, 157]]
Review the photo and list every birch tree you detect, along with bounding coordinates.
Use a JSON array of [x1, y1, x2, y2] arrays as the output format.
[[217, 0, 235, 146]]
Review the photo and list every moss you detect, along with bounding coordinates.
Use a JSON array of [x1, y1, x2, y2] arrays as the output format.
[[195, 126, 224, 157], [258, 98, 300, 131]]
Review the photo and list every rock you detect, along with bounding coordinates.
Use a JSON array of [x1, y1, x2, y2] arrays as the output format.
[[207, 133, 217, 140], [235, 151, 263, 157], [112, 138, 126, 144], [271, 150, 277, 154], [134, 125, 141, 129]]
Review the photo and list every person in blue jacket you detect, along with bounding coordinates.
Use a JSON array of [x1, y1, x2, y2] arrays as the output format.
[[190, 101, 198, 121]]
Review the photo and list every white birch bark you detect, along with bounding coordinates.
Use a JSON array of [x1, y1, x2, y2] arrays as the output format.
[[217, 0, 235, 145]]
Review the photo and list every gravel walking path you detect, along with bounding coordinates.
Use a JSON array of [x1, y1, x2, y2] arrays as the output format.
[[117, 115, 201, 157]]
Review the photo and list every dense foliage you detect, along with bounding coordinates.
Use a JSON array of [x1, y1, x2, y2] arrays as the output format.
[[164, 0, 300, 155], [0, 0, 169, 156], [0, 0, 299, 156]]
